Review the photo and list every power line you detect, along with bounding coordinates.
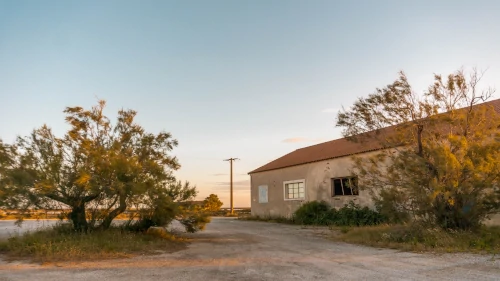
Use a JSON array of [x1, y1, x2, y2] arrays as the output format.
[[223, 158, 239, 214]]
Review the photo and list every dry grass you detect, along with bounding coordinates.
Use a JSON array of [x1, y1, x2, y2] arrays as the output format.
[[0, 212, 134, 221], [0, 214, 61, 220], [331, 224, 500, 254], [0, 223, 186, 263], [238, 215, 295, 224]]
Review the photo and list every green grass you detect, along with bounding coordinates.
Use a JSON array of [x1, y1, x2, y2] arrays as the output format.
[[0, 223, 186, 263], [332, 224, 500, 254]]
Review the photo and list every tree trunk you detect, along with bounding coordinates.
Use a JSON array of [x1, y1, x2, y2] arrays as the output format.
[[69, 202, 88, 232], [99, 193, 127, 230], [416, 124, 424, 157]]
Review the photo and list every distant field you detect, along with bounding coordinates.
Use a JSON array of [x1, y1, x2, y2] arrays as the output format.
[[0, 208, 252, 220], [0, 210, 132, 220], [0, 220, 58, 240]]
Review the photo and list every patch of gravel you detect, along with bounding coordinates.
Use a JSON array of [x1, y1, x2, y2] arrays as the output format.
[[1, 218, 500, 281]]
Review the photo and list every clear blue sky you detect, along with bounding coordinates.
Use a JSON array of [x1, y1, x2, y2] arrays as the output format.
[[1, 0, 499, 207]]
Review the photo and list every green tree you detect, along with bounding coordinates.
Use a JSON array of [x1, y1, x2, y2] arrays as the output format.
[[203, 194, 223, 212], [336, 69, 500, 230], [0, 101, 209, 232]]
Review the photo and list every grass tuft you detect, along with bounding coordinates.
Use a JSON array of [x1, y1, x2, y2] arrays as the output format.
[[239, 215, 295, 224], [332, 224, 500, 254], [0, 223, 186, 263]]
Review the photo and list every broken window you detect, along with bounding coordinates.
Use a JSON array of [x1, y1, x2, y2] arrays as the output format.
[[332, 177, 359, 196]]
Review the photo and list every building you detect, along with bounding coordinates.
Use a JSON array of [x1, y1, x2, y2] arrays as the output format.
[[248, 99, 500, 222], [248, 136, 383, 218]]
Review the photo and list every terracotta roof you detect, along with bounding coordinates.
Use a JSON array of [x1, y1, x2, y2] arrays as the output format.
[[249, 99, 500, 174]]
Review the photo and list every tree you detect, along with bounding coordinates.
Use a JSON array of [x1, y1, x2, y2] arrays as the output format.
[[203, 194, 223, 212], [336, 69, 500, 230], [0, 100, 209, 232]]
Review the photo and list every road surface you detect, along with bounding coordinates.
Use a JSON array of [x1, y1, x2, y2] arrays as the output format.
[[1, 218, 499, 280]]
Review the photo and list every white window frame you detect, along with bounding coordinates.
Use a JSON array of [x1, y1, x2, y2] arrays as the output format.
[[258, 185, 268, 203], [283, 179, 305, 201]]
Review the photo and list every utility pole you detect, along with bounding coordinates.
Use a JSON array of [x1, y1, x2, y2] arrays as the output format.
[[223, 157, 239, 214]]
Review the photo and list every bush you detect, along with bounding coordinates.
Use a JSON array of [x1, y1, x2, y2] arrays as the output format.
[[178, 209, 212, 233], [331, 202, 387, 226], [124, 194, 177, 232], [123, 192, 211, 233], [293, 201, 387, 226], [374, 188, 411, 224], [293, 201, 332, 225]]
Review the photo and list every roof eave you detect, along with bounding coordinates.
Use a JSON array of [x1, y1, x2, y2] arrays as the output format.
[[248, 147, 387, 175]]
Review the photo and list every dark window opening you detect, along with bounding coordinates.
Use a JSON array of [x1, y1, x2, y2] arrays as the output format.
[[332, 177, 359, 196]]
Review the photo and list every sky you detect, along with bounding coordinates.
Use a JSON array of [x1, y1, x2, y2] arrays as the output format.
[[1, 0, 500, 207]]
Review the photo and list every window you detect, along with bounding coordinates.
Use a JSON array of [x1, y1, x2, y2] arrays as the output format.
[[332, 177, 359, 196], [258, 185, 268, 203], [284, 180, 305, 200]]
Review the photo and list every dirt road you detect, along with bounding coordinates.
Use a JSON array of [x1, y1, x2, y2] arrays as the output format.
[[1, 217, 499, 280]]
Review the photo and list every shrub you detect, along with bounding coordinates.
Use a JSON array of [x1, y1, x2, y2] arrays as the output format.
[[123, 191, 211, 233], [329, 201, 387, 226], [293, 200, 387, 226], [178, 210, 212, 233], [124, 193, 177, 232], [373, 188, 411, 224], [293, 201, 332, 225]]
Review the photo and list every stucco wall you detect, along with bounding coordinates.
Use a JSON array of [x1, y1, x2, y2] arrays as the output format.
[[250, 152, 380, 218], [250, 152, 500, 226]]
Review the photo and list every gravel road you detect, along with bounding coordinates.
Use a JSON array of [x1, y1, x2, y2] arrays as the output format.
[[1, 217, 499, 280]]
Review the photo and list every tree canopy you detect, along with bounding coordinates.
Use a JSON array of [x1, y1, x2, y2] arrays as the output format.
[[203, 194, 223, 212], [336, 69, 500, 229], [0, 101, 208, 232]]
